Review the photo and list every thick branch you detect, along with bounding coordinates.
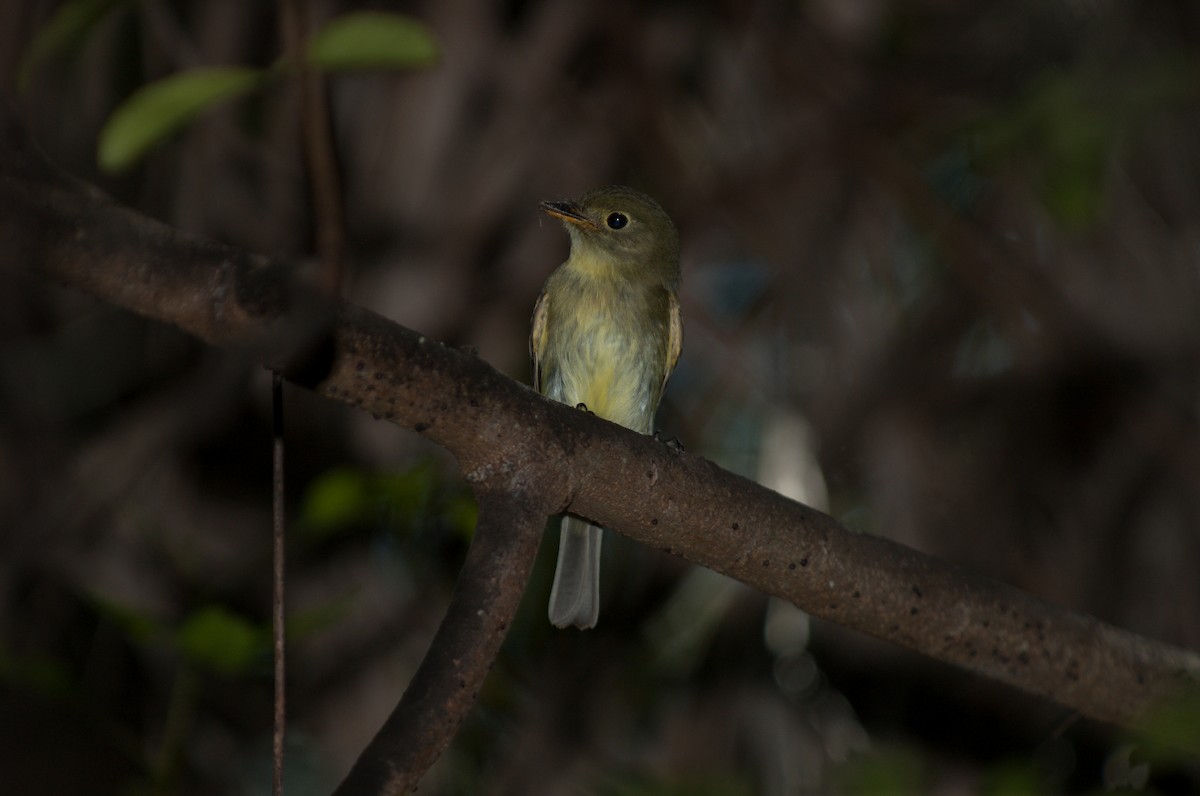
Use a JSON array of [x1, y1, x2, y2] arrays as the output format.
[[2, 99, 1198, 740], [334, 488, 546, 796]]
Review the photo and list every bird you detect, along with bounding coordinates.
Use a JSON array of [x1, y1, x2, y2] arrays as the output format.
[[530, 185, 683, 629]]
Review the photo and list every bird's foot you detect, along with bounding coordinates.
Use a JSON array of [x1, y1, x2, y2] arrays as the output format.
[[653, 430, 685, 453]]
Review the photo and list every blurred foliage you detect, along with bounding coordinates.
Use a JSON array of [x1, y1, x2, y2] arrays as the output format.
[[16, 0, 137, 89], [299, 460, 477, 544], [2, 0, 1200, 794], [596, 768, 755, 796], [22, 4, 437, 171], [981, 758, 1051, 796], [98, 66, 266, 171], [830, 747, 926, 795], [177, 605, 266, 677], [1132, 690, 1200, 769], [0, 643, 74, 700], [969, 56, 1199, 228], [306, 12, 439, 72]]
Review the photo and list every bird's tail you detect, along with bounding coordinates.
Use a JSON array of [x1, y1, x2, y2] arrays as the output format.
[[548, 515, 603, 629]]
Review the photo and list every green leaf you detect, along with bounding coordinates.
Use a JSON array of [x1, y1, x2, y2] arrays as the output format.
[[17, 0, 137, 91], [444, 494, 479, 540], [176, 606, 265, 677], [1135, 689, 1200, 764], [0, 644, 74, 699], [300, 461, 477, 544], [833, 747, 926, 795], [299, 466, 372, 536], [982, 759, 1047, 796], [308, 12, 438, 72], [98, 66, 265, 173], [286, 595, 357, 640], [91, 595, 166, 645]]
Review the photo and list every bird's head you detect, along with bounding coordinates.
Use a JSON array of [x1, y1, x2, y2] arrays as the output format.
[[540, 185, 680, 286]]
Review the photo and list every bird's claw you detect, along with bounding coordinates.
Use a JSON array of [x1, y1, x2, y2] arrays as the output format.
[[654, 430, 685, 453]]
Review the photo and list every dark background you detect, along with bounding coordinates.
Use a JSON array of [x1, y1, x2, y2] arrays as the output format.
[[2, 1, 1199, 793]]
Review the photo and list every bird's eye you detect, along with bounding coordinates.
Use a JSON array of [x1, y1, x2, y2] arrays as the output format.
[[606, 212, 628, 229]]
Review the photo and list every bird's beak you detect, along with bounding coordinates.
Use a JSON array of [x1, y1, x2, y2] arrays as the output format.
[[540, 200, 596, 230]]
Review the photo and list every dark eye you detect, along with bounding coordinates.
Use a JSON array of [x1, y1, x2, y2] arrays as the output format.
[[606, 212, 628, 229]]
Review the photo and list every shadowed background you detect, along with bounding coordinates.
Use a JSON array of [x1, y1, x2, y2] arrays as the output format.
[[1, 1, 1199, 793]]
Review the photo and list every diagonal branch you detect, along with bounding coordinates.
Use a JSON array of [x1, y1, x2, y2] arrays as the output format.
[[2, 98, 1198, 786], [333, 488, 548, 796]]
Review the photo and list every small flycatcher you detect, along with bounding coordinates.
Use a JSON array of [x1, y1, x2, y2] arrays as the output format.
[[531, 185, 683, 629]]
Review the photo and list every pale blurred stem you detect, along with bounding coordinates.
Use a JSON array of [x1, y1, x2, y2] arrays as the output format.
[[279, 0, 346, 297], [333, 490, 546, 796]]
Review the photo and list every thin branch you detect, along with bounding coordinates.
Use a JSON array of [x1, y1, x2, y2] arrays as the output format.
[[334, 488, 547, 796], [272, 372, 286, 796], [279, 0, 346, 296], [272, 2, 348, 788], [2, 98, 1199, 768]]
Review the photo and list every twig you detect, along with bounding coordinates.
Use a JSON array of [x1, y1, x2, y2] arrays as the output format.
[[271, 371, 286, 796], [272, 0, 343, 788], [279, 0, 346, 296]]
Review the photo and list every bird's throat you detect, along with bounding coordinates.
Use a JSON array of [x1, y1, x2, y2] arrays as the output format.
[[563, 247, 626, 282]]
